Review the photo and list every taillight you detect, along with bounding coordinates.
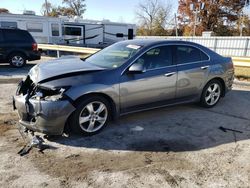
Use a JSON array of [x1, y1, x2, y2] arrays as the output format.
[[32, 43, 38, 51]]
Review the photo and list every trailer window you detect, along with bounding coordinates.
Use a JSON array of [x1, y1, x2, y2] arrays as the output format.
[[0, 21, 17, 28], [51, 23, 59, 36], [27, 22, 43, 33], [63, 26, 81, 36]]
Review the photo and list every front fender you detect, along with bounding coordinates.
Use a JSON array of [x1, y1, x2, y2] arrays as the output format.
[[65, 83, 120, 115]]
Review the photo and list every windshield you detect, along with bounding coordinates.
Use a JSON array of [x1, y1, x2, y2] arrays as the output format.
[[85, 42, 142, 68]]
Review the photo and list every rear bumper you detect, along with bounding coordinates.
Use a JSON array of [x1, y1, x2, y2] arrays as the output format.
[[28, 51, 41, 61], [224, 70, 234, 93], [14, 95, 75, 135]]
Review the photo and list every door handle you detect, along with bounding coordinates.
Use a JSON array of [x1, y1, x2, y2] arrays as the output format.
[[201, 66, 209, 70], [164, 72, 176, 77]]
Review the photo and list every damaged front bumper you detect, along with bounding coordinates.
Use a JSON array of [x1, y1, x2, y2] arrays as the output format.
[[14, 95, 75, 135], [13, 78, 75, 135]]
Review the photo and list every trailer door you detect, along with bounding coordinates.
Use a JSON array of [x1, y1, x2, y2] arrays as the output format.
[[49, 22, 62, 44]]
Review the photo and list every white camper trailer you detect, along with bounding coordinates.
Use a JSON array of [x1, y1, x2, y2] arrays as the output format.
[[0, 13, 64, 44], [0, 13, 136, 47], [62, 19, 136, 47], [62, 22, 104, 46]]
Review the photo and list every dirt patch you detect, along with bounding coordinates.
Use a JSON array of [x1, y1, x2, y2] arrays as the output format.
[[0, 78, 21, 84], [0, 82, 250, 187], [236, 76, 250, 82], [27, 150, 192, 187], [0, 113, 18, 136]]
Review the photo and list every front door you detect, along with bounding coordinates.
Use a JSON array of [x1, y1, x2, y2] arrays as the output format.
[[120, 45, 177, 113]]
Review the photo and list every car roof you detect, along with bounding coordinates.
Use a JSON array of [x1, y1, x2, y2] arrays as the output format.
[[120, 39, 222, 59], [0, 27, 26, 32], [122, 39, 201, 47]]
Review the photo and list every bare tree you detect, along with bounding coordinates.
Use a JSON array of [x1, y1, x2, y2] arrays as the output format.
[[135, 0, 173, 35], [40, 0, 86, 17], [41, 1, 52, 16], [63, 0, 86, 17], [0, 8, 10, 14]]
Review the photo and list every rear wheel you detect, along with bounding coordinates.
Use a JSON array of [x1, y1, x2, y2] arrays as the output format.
[[9, 53, 26, 68], [200, 80, 222, 108], [69, 96, 111, 136]]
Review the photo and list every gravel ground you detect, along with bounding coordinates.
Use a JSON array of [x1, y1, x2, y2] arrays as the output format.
[[0, 82, 250, 188]]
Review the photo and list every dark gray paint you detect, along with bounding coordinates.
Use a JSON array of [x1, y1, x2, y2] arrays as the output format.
[[14, 39, 234, 135]]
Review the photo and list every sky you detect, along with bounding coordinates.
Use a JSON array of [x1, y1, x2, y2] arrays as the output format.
[[0, 0, 178, 23]]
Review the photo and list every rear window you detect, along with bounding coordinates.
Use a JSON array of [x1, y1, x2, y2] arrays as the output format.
[[3, 30, 33, 42], [176, 45, 209, 65]]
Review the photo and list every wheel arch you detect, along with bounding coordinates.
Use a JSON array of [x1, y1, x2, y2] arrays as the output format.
[[72, 92, 118, 120], [205, 77, 226, 97], [7, 50, 28, 60]]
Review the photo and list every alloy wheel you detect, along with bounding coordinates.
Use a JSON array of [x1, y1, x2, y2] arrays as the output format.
[[78, 101, 108, 133], [205, 83, 221, 106], [11, 56, 24, 67]]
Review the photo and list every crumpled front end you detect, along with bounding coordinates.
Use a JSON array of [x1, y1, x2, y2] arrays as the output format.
[[13, 76, 75, 135]]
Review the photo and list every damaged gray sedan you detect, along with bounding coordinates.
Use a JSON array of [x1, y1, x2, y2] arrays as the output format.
[[13, 40, 234, 136]]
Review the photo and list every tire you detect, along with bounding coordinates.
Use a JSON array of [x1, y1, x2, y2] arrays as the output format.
[[69, 96, 111, 136], [200, 80, 222, 108], [9, 53, 26, 68]]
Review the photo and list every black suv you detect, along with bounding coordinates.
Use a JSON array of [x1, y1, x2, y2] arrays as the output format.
[[0, 28, 40, 67]]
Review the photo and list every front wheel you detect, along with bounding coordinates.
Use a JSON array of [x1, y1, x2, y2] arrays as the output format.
[[200, 80, 222, 108], [69, 96, 111, 136]]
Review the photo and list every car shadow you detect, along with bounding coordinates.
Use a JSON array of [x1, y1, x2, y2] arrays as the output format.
[[47, 88, 250, 153]]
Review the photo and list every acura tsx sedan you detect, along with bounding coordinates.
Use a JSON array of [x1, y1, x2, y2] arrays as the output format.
[[13, 40, 234, 136]]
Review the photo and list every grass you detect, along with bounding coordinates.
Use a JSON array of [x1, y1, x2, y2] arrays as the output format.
[[234, 67, 250, 81]]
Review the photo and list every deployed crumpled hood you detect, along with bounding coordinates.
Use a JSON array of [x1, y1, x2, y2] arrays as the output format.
[[29, 56, 105, 83]]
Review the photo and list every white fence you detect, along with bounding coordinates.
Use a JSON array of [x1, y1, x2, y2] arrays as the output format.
[[137, 36, 250, 57], [38, 43, 250, 67]]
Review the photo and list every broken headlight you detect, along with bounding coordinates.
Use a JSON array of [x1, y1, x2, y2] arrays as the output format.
[[32, 86, 71, 101]]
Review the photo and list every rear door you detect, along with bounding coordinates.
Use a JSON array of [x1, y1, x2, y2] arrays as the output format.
[[174, 45, 210, 99]]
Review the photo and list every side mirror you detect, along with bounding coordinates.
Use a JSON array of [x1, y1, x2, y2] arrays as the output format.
[[128, 63, 145, 73]]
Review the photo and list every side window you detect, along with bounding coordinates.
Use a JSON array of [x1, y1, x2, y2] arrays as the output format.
[[3, 30, 32, 42], [0, 21, 17, 28], [200, 51, 209, 61], [176, 46, 202, 65], [63, 26, 81, 36], [51, 23, 60, 36], [135, 46, 172, 70], [27, 22, 43, 33]]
